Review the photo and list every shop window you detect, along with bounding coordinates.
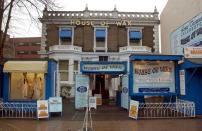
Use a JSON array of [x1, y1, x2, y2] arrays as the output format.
[[59, 28, 72, 45], [59, 60, 69, 81], [129, 30, 142, 46], [10, 72, 45, 100]]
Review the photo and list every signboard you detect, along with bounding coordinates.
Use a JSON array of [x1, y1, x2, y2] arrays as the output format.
[[129, 100, 139, 119], [75, 74, 89, 109], [37, 100, 49, 119], [180, 70, 186, 95], [80, 62, 127, 74], [121, 75, 129, 109], [89, 96, 97, 109], [49, 97, 62, 113], [184, 47, 202, 58], [134, 61, 175, 93], [171, 12, 202, 55]]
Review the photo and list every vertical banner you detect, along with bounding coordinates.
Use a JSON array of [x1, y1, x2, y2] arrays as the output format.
[[121, 75, 129, 109], [129, 100, 139, 119], [75, 74, 89, 109], [180, 70, 186, 95]]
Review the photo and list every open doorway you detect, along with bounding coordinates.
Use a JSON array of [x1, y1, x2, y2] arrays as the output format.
[[92, 75, 109, 105]]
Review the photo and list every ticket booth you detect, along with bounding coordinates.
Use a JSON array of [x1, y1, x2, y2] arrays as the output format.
[[2, 60, 57, 102]]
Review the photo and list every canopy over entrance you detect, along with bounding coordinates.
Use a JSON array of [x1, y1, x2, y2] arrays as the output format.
[[3, 61, 48, 73]]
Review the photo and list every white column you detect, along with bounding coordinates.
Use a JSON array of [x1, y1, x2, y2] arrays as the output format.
[[153, 25, 159, 53], [69, 59, 74, 84], [105, 27, 108, 52]]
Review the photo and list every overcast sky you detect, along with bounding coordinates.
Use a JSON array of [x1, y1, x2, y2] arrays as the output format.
[[11, 0, 168, 38]]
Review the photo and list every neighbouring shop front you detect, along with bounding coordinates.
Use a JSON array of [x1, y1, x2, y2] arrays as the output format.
[[2, 60, 57, 102], [129, 54, 182, 103], [0, 64, 3, 98], [75, 61, 128, 109], [179, 58, 202, 115]]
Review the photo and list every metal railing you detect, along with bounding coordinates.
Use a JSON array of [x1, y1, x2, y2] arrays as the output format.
[[0, 102, 37, 119], [138, 100, 195, 119]]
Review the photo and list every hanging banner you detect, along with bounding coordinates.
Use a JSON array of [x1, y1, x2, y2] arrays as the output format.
[[134, 61, 175, 93], [121, 75, 129, 109], [75, 74, 89, 109], [171, 12, 202, 55], [129, 100, 139, 119], [37, 100, 49, 119], [180, 70, 186, 95]]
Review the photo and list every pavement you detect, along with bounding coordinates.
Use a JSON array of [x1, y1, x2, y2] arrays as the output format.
[[1, 99, 202, 131]]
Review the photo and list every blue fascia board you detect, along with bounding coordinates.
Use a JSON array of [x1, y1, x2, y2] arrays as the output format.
[[129, 54, 183, 61]]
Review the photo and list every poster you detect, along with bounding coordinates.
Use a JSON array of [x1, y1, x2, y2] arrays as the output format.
[[180, 70, 186, 95], [171, 12, 202, 55], [49, 97, 62, 113], [75, 74, 89, 109], [89, 96, 97, 109], [129, 100, 139, 119], [37, 100, 49, 119], [121, 75, 129, 109], [134, 61, 175, 93]]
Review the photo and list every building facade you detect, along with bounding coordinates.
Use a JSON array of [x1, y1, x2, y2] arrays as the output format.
[[161, 0, 202, 54], [11, 37, 41, 59], [39, 7, 160, 98]]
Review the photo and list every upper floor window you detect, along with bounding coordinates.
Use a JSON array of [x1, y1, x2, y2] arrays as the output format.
[[94, 27, 107, 52], [128, 28, 143, 46], [59, 28, 73, 45]]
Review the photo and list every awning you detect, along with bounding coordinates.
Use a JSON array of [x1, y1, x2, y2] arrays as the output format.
[[59, 29, 72, 38], [129, 31, 142, 40], [3, 61, 48, 73], [130, 54, 182, 61]]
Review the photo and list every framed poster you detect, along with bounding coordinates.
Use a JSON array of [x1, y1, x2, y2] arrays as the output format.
[[180, 70, 186, 95], [75, 74, 89, 109], [37, 100, 49, 119], [129, 100, 139, 119], [133, 61, 175, 94]]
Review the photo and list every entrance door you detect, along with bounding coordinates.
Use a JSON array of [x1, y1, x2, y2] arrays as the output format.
[[92, 75, 109, 104]]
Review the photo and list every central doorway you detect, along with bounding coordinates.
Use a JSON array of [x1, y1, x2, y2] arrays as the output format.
[[92, 75, 109, 104]]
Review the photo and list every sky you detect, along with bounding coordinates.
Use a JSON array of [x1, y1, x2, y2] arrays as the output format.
[[11, 0, 168, 38]]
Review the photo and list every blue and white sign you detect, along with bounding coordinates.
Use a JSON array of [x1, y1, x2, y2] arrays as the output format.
[[121, 75, 129, 109], [75, 74, 89, 109], [134, 61, 175, 94], [49, 97, 62, 113], [171, 12, 202, 55], [80, 61, 127, 74]]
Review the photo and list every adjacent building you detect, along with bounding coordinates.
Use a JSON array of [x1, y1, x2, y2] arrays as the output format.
[[160, 0, 202, 54], [11, 37, 41, 59], [39, 7, 160, 98]]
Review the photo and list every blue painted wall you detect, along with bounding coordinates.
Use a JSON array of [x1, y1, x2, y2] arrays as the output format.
[[2, 60, 57, 102], [179, 67, 202, 115], [0, 65, 3, 98]]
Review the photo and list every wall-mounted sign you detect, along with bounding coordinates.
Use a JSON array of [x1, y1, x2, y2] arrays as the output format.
[[133, 61, 175, 94], [180, 70, 186, 95], [70, 20, 132, 26], [49, 97, 62, 114], [129, 100, 139, 120], [75, 74, 89, 109], [81, 62, 127, 74], [171, 12, 202, 55], [184, 47, 202, 58], [37, 100, 49, 119]]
